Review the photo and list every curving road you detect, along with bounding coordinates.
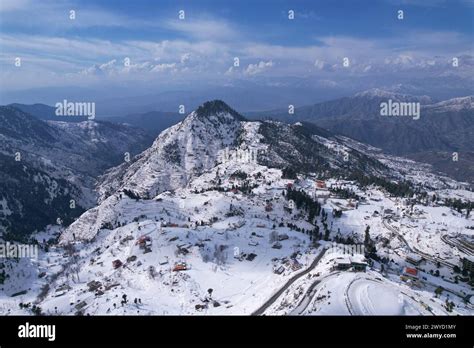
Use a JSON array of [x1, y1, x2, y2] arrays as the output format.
[[383, 219, 455, 269], [252, 247, 327, 315], [441, 234, 474, 256], [288, 271, 341, 315]]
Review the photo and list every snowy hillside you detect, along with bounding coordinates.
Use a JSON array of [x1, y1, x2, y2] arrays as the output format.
[[62, 101, 394, 243], [1, 100, 472, 317], [0, 106, 152, 240]]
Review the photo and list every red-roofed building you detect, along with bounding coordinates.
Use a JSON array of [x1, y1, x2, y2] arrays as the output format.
[[401, 267, 420, 285], [316, 180, 326, 189]]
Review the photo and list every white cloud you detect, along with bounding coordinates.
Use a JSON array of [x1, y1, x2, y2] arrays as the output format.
[[80, 59, 117, 76], [180, 53, 191, 64], [244, 60, 273, 75], [150, 62, 177, 73], [0, 21, 472, 91]]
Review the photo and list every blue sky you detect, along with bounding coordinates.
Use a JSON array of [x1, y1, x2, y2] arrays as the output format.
[[0, 0, 473, 96]]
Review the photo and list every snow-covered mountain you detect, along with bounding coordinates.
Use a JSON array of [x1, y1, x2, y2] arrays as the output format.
[[61, 101, 395, 243], [0, 106, 153, 240], [354, 88, 432, 104], [98, 101, 245, 201], [424, 96, 474, 113], [1, 100, 472, 317], [249, 92, 474, 183]]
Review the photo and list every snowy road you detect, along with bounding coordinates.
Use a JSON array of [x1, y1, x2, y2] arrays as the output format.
[[383, 219, 456, 269], [441, 234, 474, 256], [288, 272, 341, 315], [252, 246, 327, 315]]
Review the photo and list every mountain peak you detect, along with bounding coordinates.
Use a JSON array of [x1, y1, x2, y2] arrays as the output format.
[[194, 100, 246, 121]]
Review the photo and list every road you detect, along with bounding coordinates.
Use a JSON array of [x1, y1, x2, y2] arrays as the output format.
[[382, 219, 413, 252], [382, 219, 456, 269], [288, 271, 341, 315], [441, 234, 474, 256], [251, 246, 327, 315]]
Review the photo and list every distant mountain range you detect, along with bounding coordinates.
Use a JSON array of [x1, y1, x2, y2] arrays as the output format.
[[5, 89, 473, 203], [249, 90, 474, 183], [9, 103, 89, 122], [9, 103, 181, 137]]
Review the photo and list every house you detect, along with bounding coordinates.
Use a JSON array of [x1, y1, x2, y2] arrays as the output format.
[[315, 190, 330, 199], [462, 256, 474, 272], [234, 251, 244, 260], [177, 247, 189, 255], [136, 235, 152, 250], [177, 243, 193, 250], [112, 259, 122, 269], [136, 235, 150, 245], [335, 258, 352, 270], [158, 257, 169, 265], [265, 203, 273, 212], [173, 262, 188, 272], [274, 265, 285, 275], [228, 220, 245, 230], [315, 180, 326, 189], [350, 255, 368, 272], [351, 262, 367, 272], [347, 199, 356, 208], [288, 259, 303, 271], [401, 267, 419, 280], [406, 253, 424, 266], [278, 233, 289, 241]]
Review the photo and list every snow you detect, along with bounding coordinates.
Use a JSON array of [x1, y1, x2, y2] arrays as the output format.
[[2, 102, 473, 316]]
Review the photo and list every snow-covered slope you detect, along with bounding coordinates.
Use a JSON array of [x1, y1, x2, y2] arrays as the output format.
[[354, 88, 433, 104], [424, 96, 474, 113], [2, 100, 473, 317], [62, 100, 395, 243], [98, 101, 244, 201], [0, 106, 152, 239]]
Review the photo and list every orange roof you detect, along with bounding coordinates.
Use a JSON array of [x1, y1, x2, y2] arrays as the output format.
[[405, 267, 418, 276]]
